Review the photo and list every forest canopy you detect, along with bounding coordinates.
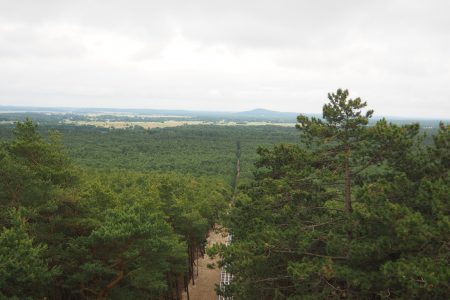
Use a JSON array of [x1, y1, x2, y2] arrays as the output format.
[[0, 89, 448, 299], [214, 89, 449, 299], [0, 119, 228, 299]]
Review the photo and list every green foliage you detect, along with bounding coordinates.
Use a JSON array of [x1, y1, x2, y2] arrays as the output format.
[[21, 124, 298, 185], [0, 209, 57, 299], [0, 107, 447, 299], [221, 90, 450, 299], [71, 204, 186, 298], [0, 120, 228, 299]]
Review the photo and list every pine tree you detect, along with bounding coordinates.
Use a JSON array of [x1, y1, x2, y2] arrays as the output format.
[[221, 89, 450, 299]]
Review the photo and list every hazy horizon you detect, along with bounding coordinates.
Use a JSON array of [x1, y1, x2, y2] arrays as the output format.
[[1, 1, 449, 118], [2, 104, 449, 121]]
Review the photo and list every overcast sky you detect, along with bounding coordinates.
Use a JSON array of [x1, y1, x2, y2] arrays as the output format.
[[0, 0, 449, 118]]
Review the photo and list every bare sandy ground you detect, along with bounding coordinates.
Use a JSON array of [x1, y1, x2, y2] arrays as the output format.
[[182, 226, 227, 300]]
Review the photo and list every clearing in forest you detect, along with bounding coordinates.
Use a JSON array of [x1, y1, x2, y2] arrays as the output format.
[[182, 226, 228, 300]]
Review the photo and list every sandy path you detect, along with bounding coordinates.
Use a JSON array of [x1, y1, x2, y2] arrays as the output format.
[[182, 226, 227, 300]]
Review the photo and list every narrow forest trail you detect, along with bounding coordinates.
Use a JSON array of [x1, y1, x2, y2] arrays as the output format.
[[181, 141, 239, 299], [182, 226, 228, 300]]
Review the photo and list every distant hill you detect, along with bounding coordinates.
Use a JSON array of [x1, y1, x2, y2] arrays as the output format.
[[0, 105, 304, 122], [0, 105, 446, 126], [236, 108, 299, 118]]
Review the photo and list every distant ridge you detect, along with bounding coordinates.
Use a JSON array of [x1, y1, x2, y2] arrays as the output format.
[[0, 105, 303, 119], [0, 105, 446, 124], [237, 108, 299, 117]]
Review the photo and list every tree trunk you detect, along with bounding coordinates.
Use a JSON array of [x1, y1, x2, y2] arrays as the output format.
[[97, 269, 125, 299]]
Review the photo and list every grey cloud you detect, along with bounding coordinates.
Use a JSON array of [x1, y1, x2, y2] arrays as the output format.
[[0, 25, 86, 59], [0, 0, 449, 118]]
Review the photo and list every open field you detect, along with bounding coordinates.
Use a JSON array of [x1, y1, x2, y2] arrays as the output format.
[[62, 119, 211, 129], [62, 119, 297, 129]]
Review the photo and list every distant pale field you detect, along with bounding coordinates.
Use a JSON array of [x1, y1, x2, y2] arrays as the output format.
[[241, 121, 295, 127], [63, 120, 208, 129], [63, 120, 296, 129]]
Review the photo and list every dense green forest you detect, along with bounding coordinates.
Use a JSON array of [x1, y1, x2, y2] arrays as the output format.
[[0, 90, 448, 299], [0, 123, 300, 185], [0, 120, 230, 299], [212, 89, 449, 299], [0, 118, 300, 299]]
